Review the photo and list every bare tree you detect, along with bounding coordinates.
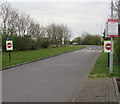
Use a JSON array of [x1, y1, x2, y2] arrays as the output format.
[[46, 24, 71, 47], [0, 2, 12, 36], [0, 2, 19, 36], [62, 25, 71, 45], [114, 0, 120, 20], [16, 12, 30, 36], [114, 0, 120, 36]]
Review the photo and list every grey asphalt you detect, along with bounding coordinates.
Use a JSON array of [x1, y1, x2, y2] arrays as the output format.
[[2, 45, 103, 102]]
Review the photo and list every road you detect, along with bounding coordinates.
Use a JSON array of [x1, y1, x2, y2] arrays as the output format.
[[2, 45, 102, 102]]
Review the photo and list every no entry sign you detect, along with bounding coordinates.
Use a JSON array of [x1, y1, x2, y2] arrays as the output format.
[[6, 40, 13, 51], [104, 41, 112, 53], [105, 43, 111, 50]]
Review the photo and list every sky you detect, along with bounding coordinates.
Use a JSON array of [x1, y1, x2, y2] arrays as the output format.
[[0, 0, 112, 39]]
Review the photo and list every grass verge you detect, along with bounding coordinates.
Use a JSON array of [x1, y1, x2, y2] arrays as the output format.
[[89, 52, 119, 78], [2, 45, 84, 68]]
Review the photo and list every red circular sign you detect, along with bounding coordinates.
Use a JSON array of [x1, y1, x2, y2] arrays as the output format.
[[105, 43, 111, 50], [7, 43, 12, 48]]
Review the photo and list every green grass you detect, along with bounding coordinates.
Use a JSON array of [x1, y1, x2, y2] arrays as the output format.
[[2, 45, 84, 68], [89, 52, 120, 78]]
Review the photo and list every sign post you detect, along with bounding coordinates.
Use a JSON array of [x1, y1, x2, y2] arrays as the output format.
[[105, 19, 118, 74], [105, 1, 119, 74], [104, 41, 113, 71], [6, 40, 13, 61], [107, 19, 118, 74]]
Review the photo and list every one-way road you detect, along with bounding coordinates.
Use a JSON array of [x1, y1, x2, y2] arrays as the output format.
[[3, 45, 102, 102]]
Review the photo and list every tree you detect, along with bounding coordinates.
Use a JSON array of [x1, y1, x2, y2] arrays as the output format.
[[81, 32, 101, 45], [0, 2, 14, 37], [46, 24, 71, 47], [114, 0, 120, 20], [0, 2, 72, 51], [72, 37, 81, 45], [62, 25, 71, 45]]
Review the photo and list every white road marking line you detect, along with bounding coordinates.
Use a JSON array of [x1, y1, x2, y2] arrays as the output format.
[[80, 50, 101, 52], [100, 50, 103, 53]]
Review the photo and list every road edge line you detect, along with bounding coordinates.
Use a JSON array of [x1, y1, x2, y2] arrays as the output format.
[[113, 77, 119, 101], [72, 79, 87, 102]]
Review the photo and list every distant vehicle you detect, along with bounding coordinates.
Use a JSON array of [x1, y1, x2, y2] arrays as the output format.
[[0, 48, 2, 52], [72, 42, 78, 45]]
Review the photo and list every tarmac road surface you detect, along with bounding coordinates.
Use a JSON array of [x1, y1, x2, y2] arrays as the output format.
[[2, 45, 102, 102]]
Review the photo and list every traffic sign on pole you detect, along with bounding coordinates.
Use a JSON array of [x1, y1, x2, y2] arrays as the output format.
[[104, 41, 112, 53], [6, 40, 13, 51], [6, 40, 13, 61]]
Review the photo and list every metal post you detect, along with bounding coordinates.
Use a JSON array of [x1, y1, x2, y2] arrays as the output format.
[[109, 0, 114, 74], [101, 25, 103, 45], [111, 0, 113, 19], [9, 51, 11, 61], [108, 53, 109, 67], [109, 38, 113, 74]]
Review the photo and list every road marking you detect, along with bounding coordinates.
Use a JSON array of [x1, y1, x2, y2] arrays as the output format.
[[74, 50, 81, 53], [74, 49, 103, 53], [80, 50, 101, 53], [100, 50, 103, 53]]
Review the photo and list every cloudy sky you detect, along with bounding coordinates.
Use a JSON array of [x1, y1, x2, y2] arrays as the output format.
[[0, 0, 112, 39]]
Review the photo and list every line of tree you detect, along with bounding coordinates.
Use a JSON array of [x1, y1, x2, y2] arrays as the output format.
[[72, 32, 102, 45], [0, 2, 71, 51]]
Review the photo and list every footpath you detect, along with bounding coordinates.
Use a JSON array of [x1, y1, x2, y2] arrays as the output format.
[[74, 78, 119, 103]]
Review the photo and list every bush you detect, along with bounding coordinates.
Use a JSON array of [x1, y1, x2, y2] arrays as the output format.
[[34, 37, 43, 49], [2, 35, 6, 51], [12, 35, 34, 51], [81, 34, 101, 45], [41, 40, 50, 48], [115, 37, 120, 63], [2, 35, 51, 51]]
